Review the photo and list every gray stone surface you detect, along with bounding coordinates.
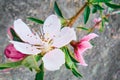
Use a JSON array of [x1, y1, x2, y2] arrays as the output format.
[[0, 0, 120, 80]]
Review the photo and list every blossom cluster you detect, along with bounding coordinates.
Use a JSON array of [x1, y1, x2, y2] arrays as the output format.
[[4, 14, 98, 71]]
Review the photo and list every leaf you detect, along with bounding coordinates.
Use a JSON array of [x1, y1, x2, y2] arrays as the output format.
[[94, 4, 104, 10], [61, 47, 79, 63], [105, 2, 120, 9], [61, 47, 82, 78], [35, 55, 42, 62], [72, 68, 82, 78], [77, 27, 89, 31], [0, 61, 22, 70], [10, 28, 23, 42], [67, 52, 79, 63], [100, 19, 105, 32], [92, 7, 97, 13], [28, 17, 44, 24], [84, 5, 90, 24], [22, 55, 40, 72], [87, 0, 90, 2], [92, 0, 111, 3], [92, 4, 104, 13], [35, 62, 44, 80], [54, 1, 63, 18]]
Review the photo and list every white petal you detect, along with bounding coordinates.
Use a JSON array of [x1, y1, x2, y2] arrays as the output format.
[[10, 41, 41, 55], [52, 27, 76, 48], [14, 19, 42, 44], [43, 15, 61, 38], [42, 49, 65, 71]]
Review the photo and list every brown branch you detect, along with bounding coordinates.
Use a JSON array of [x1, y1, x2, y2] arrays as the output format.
[[67, 2, 88, 27]]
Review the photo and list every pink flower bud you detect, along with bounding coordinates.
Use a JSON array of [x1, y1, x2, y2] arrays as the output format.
[[4, 44, 27, 62], [93, 18, 101, 29]]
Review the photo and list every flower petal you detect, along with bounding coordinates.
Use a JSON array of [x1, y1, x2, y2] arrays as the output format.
[[7, 27, 13, 40], [52, 27, 76, 48], [80, 33, 98, 42], [10, 41, 41, 55], [42, 49, 65, 71], [74, 41, 92, 66], [93, 18, 101, 23], [14, 19, 42, 44], [4, 44, 26, 62], [74, 49, 88, 66], [77, 41, 92, 55], [43, 15, 61, 38]]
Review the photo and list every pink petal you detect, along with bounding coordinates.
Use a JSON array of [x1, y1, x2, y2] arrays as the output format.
[[77, 41, 92, 55], [42, 49, 65, 71], [10, 41, 41, 55], [52, 27, 76, 48], [14, 19, 42, 44], [74, 49, 88, 66], [93, 18, 101, 23], [4, 44, 26, 62], [43, 15, 61, 38], [74, 41, 93, 66], [7, 27, 13, 40], [80, 33, 98, 42]]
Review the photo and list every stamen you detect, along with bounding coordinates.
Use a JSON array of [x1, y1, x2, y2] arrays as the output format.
[[37, 48, 43, 49], [48, 39, 53, 44], [34, 44, 43, 47], [39, 26, 45, 40]]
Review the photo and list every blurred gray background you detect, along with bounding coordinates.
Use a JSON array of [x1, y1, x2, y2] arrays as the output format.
[[0, 0, 120, 80]]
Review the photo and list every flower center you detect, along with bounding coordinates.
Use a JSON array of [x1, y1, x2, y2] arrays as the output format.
[[33, 27, 55, 55]]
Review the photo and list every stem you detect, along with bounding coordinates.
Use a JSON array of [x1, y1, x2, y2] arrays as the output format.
[[67, 2, 88, 27], [68, 2, 88, 46]]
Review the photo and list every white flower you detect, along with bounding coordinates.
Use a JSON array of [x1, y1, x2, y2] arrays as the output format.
[[10, 14, 76, 71]]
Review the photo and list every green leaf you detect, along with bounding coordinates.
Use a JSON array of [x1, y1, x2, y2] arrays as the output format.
[[22, 55, 40, 72], [61, 47, 82, 78], [35, 55, 42, 62], [84, 5, 90, 24], [91, 0, 111, 3], [61, 47, 79, 63], [92, 4, 104, 13], [92, 7, 97, 13], [0, 61, 22, 70], [105, 2, 120, 9], [72, 68, 82, 78], [28, 17, 44, 24], [35, 62, 44, 80], [87, 0, 90, 2], [29, 68, 33, 72], [10, 28, 23, 42], [94, 4, 104, 10], [100, 19, 105, 32], [77, 27, 89, 31], [54, 1, 63, 18]]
